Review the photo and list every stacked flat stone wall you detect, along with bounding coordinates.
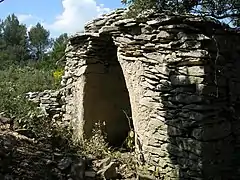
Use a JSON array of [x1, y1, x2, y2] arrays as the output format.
[[26, 90, 65, 127], [59, 9, 240, 179], [61, 33, 132, 146]]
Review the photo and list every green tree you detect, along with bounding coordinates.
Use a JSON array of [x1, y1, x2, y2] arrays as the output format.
[[28, 23, 51, 60], [51, 33, 68, 63], [0, 14, 29, 68], [31, 33, 68, 71], [0, 19, 5, 50], [122, 0, 240, 26]]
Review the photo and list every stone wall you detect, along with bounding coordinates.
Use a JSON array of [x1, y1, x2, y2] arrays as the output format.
[[61, 33, 132, 146], [59, 9, 240, 179], [26, 90, 65, 127]]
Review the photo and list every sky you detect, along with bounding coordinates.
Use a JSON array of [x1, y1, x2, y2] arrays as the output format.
[[0, 0, 124, 37]]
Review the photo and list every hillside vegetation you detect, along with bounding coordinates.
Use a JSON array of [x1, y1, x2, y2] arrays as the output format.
[[0, 14, 67, 131]]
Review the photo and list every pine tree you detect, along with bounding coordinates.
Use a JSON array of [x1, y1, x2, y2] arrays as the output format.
[[28, 23, 51, 60]]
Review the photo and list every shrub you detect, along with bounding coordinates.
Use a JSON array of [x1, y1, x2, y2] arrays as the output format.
[[53, 68, 64, 86], [0, 65, 58, 129], [80, 122, 111, 159]]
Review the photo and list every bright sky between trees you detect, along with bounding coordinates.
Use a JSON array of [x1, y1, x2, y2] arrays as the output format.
[[0, 0, 124, 37]]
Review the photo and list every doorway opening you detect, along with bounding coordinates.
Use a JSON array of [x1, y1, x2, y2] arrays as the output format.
[[82, 35, 133, 147]]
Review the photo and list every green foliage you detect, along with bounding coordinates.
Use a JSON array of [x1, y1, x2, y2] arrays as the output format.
[[81, 122, 111, 158], [48, 33, 68, 71], [0, 13, 69, 137], [28, 23, 51, 60], [0, 14, 29, 68], [0, 14, 68, 70], [53, 68, 64, 87], [122, 0, 240, 26], [0, 13, 72, 154], [2, 14, 28, 47], [0, 66, 57, 126], [124, 130, 135, 151], [122, 0, 159, 16], [51, 33, 68, 61]]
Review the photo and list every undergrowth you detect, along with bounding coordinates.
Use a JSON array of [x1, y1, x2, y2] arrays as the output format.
[[80, 122, 111, 159], [0, 64, 67, 151], [76, 121, 138, 177]]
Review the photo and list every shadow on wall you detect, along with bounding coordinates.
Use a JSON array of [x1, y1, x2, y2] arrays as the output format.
[[82, 35, 133, 147], [161, 30, 240, 179]]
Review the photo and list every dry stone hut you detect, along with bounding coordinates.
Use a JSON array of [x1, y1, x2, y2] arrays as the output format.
[[59, 9, 240, 179]]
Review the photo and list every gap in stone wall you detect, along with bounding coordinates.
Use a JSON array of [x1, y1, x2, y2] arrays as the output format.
[[82, 35, 133, 147]]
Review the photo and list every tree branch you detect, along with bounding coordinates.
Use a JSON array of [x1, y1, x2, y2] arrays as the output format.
[[211, 13, 240, 19], [0, 0, 4, 3], [192, 9, 240, 19]]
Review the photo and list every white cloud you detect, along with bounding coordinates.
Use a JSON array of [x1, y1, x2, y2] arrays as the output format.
[[26, 24, 33, 32], [17, 14, 33, 23], [16, 14, 44, 33], [16, 14, 44, 27], [46, 0, 111, 35]]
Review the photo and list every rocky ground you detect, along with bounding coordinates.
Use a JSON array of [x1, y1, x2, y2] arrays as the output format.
[[0, 116, 144, 180]]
